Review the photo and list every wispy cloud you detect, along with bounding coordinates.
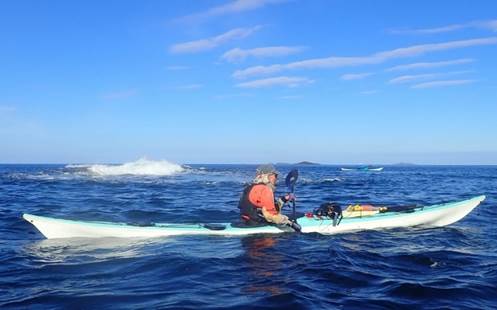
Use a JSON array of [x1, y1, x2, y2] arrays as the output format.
[[480, 20, 497, 32], [233, 37, 497, 79], [178, 0, 288, 22], [390, 24, 467, 35], [340, 72, 374, 80], [411, 79, 475, 89], [386, 58, 474, 71], [177, 84, 203, 90], [170, 26, 261, 54], [101, 89, 137, 100], [221, 46, 305, 63], [388, 70, 471, 84], [389, 19, 497, 34], [373, 37, 497, 58], [236, 76, 314, 88], [389, 73, 444, 84], [166, 65, 189, 71]]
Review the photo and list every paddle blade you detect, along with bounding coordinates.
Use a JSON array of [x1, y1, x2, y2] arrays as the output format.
[[285, 169, 299, 193]]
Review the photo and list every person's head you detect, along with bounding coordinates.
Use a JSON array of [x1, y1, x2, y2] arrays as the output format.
[[253, 164, 279, 185]]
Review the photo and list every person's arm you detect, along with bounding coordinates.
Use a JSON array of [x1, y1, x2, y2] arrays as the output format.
[[259, 187, 291, 225], [259, 186, 278, 215]]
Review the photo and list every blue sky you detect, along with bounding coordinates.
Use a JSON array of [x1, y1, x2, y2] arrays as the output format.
[[1, 0, 497, 164]]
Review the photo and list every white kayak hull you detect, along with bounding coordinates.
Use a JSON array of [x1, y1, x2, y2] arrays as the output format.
[[23, 195, 485, 239]]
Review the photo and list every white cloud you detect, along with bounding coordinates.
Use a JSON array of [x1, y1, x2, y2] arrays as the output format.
[[101, 89, 137, 100], [340, 72, 373, 80], [389, 73, 443, 84], [236, 76, 314, 88], [390, 24, 467, 35], [389, 19, 497, 34], [411, 79, 475, 89], [374, 37, 496, 58], [386, 58, 474, 71], [178, 0, 288, 22], [221, 46, 305, 63], [233, 65, 284, 79], [233, 37, 497, 79], [388, 71, 471, 84], [170, 26, 261, 54]]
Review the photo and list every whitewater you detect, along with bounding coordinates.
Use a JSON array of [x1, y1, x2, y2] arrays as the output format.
[[66, 158, 185, 176]]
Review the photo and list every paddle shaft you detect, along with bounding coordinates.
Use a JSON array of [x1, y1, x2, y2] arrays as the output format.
[[284, 169, 299, 223], [291, 189, 296, 220]]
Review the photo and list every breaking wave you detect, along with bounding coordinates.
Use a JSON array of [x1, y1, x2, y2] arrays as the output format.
[[86, 158, 184, 176], [65, 164, 92, 169]]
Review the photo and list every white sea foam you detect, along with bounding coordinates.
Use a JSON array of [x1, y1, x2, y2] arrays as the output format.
[[323, 177, 343, 182], [65, 164, 92, 168], [87, 158, 184, 176]]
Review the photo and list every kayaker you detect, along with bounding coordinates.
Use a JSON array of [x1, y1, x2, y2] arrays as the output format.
[[238, 164, 295, 226]]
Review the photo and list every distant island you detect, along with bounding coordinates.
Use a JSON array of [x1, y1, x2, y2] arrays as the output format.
[[295, 161, 320, 165]]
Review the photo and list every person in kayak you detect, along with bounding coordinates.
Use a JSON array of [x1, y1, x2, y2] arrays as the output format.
[[238, 164, 295, 227]]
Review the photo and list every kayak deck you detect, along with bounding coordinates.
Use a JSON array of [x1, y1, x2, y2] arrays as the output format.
[[23, 195, 485, 239]]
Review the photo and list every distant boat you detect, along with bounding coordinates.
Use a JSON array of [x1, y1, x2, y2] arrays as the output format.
[[340, 166, 384, 172], [368, 167, 384, 171]]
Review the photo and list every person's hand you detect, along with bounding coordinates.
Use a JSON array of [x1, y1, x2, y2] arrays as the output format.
[[284, 193, 296, 202]]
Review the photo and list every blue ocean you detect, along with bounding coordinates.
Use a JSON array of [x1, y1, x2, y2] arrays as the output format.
[[1, 160, 496, 309]]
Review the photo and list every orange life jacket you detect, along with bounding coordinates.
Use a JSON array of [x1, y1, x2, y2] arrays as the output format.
[[238, 184, 278, 223]]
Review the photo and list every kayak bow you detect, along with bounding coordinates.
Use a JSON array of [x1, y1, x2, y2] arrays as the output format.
[[23, 195, 485, 239]]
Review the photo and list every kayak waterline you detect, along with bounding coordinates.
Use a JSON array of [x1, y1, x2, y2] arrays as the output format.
[[23, 196, 485, 239]]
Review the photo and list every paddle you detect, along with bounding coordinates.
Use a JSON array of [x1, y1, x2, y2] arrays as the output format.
[[285, 169, 301, 231]]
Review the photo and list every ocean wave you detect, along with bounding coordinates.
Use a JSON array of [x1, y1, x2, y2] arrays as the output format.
[[323, 177, 343, 183], [299, 177, 343, 185], [64, 164, 92, 169], [86, 158, 184, 176]]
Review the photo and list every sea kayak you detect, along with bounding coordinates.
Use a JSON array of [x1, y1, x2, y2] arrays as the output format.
[[23, 196, 485, 239]]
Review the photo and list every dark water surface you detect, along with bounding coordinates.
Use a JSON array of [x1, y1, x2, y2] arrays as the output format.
[[1, 164, 496, 309]]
